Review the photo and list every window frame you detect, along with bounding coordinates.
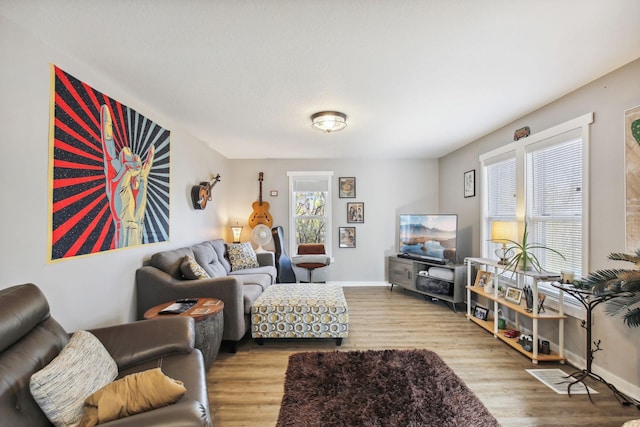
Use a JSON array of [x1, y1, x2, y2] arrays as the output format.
[[479, 113, 593, 317], [287, 171, 333, 258]]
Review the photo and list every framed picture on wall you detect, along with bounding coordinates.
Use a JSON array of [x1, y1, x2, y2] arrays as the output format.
[[339, 177, 356, 198], [347, 202, 364, 223], [464, 169, 475, 198], [339, 226, 356, 248]]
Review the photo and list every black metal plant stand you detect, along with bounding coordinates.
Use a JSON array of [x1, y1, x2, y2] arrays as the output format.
[[552, 283, 640, 408]]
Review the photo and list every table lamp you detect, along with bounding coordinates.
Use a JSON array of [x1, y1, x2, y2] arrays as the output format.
[[230, 223, 243, 243], [491, 221, 517, 264]]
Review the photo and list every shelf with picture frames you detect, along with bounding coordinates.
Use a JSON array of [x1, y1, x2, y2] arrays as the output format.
[[465, 257, 567, 364]]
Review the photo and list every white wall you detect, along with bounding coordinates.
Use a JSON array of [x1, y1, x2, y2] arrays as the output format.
[[225, 158, 439, 282], [439, 58, 640, 398], [0, 16, 231, 331]]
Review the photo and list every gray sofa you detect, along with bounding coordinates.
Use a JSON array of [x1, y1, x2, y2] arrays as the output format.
[[136, 239, 276, 351]]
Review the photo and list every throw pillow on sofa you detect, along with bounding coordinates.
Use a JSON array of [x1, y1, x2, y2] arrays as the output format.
[[78, 367, 186, 427], [30, 330, 118, 427], [226, 242, 260, 271], [180, 255, 211, 280]]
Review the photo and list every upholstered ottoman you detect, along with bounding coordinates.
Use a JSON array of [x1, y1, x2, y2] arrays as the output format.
[[251, 283, 349, 345]]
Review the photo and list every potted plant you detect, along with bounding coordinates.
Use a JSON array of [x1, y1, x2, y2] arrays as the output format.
[[577, 251, 640, 328], [502, 223, 565, 272]]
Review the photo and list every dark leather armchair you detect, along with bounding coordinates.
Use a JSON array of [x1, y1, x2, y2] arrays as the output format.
[[0, 283, 211, 427]]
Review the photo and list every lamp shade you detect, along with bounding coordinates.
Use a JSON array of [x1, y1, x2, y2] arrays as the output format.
[[231, 225, 243, 243], [311, 111, 347, 133], [491, 221, 517, 244]]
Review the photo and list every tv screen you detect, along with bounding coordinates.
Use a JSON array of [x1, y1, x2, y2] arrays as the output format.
[[398, 214, 457, 263]]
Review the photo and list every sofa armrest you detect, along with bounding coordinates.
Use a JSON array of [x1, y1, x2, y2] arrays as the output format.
[[88, 317, 195, 371], [136, 266, 247, 341], [257, 251, 275, 267], [102, 399, 211, 427]]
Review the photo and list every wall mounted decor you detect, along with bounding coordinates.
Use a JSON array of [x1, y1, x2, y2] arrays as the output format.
[[339, 227, 356, 248], [625, 105, 640, 252], [248, 172, 273, 228], [464, 169, 475, 198], [514, 126, 531, 141], [339, 177, 356, 198], [191, 174, 221, 209], [48, 65, 170, 261], [346, 202, 364, 223]]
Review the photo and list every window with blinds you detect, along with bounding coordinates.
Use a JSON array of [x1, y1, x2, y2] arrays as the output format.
[[480, 114, 592, 281], [288, 171, 333, 257], [526, 137, 583, 277]]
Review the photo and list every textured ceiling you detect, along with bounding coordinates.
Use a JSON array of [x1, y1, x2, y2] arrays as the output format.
[[2, 0, 640, 159]]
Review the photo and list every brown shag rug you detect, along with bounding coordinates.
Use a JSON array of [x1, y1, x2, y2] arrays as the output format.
[[277, 349, 500, 427]]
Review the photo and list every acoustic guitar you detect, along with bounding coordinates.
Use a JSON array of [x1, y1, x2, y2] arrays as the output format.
[[191, 174, 221, 210], [248, 172, 273, 228]]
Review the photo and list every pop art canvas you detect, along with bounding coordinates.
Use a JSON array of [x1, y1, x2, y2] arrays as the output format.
[[626, 105, 640, 252], [49, 65, 170, 261]]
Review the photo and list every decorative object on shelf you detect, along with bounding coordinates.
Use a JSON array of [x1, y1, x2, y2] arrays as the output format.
[[251, 224, 272, 252], [311, 111, 347, 133], [504, 286, 523, 304], [503, 329, 520, 338], [491, 221, 517, 264], [502, 222, 565, 272], [537, 294, 546, 313], [514, 125, 531, 141], [518, 334, 534, 352], [248, 172, 273, 228], [464, 169, 475, 198], [347, 202, 364, 223], [560, 269, 575, 284], [339, 177, 356, 198], [523, 285, 534, 311], [474, 270, 492, 288], [191, 174, 221, 210], [578, 251, 640, 328], [230, 223, 243, 243], [551, 280, 640, 407], [473, 305, 489, 321], [339, 227, 356, 248]]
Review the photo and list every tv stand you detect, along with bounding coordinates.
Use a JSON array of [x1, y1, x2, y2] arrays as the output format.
[[387, 256, 465, 312]]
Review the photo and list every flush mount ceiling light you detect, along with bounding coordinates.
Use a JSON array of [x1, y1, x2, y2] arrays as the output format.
[[311, 111, 347, 133]]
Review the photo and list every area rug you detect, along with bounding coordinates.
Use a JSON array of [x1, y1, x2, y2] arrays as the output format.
[[276, 349, 500, 427]]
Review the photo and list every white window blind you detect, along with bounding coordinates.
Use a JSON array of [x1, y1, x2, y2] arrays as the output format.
[[486, 156, 517, 257], [527, 137, 583, 277]]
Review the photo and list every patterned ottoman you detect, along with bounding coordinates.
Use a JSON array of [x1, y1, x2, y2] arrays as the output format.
[[251, 283, 349, 346]]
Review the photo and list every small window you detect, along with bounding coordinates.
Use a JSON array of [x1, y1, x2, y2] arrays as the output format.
[[288, 172, 333, 257]]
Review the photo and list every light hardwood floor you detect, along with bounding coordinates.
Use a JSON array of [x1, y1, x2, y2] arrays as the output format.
[[208, 286, 639, 427]]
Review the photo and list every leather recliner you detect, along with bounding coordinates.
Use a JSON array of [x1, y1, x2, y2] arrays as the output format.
[[0, 283, 212, 427]]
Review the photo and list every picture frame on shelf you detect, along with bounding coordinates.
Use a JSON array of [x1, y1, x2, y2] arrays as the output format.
[[474, 270, 492, 288], [339, 226, 356, 248], [473, 305, 489, 321], [505, 286, 523, 304], [347, 202, 364, 223], [464, 169, 475, 198], [339, 177, 356, 198]]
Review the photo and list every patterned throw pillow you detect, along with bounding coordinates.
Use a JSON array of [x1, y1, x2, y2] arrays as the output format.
[[180, 255, 211, 280], [30, 330, 118, 427], [226, 242, 260, 271]]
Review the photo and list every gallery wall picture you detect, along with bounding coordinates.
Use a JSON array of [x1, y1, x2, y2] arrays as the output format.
[[346, 202, 364, 223], [48, 65, 171, 261], [339, 177, 356, 198]]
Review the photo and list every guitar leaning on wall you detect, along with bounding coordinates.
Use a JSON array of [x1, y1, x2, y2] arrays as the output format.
[[191, 174, 221, 210], [248, 172, 273, 228]]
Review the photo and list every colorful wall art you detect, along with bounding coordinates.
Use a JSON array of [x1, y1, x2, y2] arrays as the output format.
[[626, 105, 640, 252], [49, 65, 170, 261]]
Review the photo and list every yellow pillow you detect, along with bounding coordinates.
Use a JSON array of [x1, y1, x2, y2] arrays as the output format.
[[78, 368, 186, 427]]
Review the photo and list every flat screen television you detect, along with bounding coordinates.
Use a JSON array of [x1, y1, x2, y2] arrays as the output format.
[[398, 214, 457, 263]]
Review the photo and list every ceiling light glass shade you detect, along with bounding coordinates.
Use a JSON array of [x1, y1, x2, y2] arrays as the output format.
[[311, 111, 347, 133]]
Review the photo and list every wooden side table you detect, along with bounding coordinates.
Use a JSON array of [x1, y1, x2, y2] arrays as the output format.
[[144, 298, 224, 370]]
